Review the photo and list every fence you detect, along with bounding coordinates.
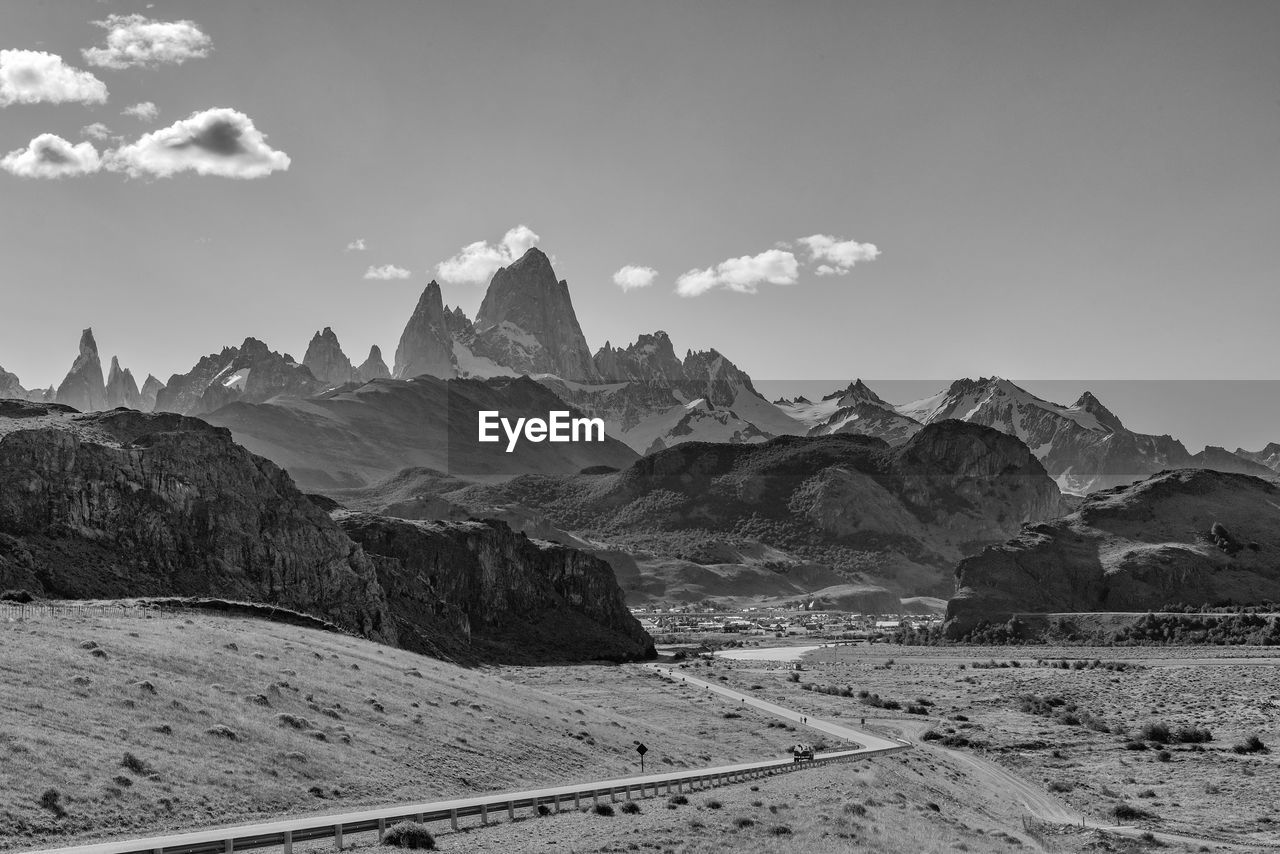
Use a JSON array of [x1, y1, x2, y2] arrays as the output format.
[[28, 744, 908, 854]]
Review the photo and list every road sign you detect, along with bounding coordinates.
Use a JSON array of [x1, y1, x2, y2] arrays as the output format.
[[636, 742, 648, 772]]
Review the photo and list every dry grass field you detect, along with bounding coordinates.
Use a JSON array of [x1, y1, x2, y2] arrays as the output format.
[[700, 644, 1280, 849], [0, 610, 782, 851]]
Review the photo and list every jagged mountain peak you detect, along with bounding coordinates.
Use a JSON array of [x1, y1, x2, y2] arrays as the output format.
[[393, 281, 456, 380], [822, 378, 889, 407], [1071, 390, 1124, 432]]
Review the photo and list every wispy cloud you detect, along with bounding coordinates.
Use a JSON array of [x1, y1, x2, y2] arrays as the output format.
[[81, 122, 115, 142], [106, 108, 290, 179], [84, 14, 212, 69], [2, 134, 101, 179], [612, 265, 658, 292], [345, 238, 367, 252], [363, 264, 411, 280], [797, 234, 880, 275], [121, 101, 159, 122], [675, 249, 798, 297], [436, 224, 541, 285], [0, 50, 108, 107]]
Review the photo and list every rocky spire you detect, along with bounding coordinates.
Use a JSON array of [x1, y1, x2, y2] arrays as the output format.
[[473, 248, 598, 381], [55, 328, 107, 412], [303, 326, 357, 386], [357, 345, 391, 381], [140, 374, 165, 411], [593, 330, 685, 382], [1072, 391, 1124, 433], [104, 355, 142, 409], [393, 281, 457, 380]]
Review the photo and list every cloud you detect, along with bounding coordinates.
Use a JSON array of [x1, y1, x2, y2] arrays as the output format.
[[363, 264, 411, 280], [612, 265, 658, 292], [345, 238, 367, 252], [675, 249, 798, 297], [81, 122, 115, 142], [0, 50, 108, 107], [106, 108, 290, 179], [797, 234, 880, 275], [436, 224, 542, 285], [122, 101, 159, 121], [2, 134, 101, 179], [83, 14, 212, 69]]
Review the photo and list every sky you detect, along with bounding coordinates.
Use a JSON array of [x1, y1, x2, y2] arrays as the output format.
[[2, 0, 1279, 449]]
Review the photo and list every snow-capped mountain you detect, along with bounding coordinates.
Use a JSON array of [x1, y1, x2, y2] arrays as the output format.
[[776, 379, 922, 445]]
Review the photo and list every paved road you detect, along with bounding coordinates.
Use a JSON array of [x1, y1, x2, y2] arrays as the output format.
[[645, 663, 905, 753]]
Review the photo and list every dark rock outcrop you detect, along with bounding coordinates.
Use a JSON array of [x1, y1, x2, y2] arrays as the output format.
[[0, 402, 394, 641], [357, 345, 391, 382], [338, 512, 654, 663], [155, 337, 322, 415], [104, 356, 142, 410], [303, 327, 357, 386], [945, 468, 1280, 637], [472, 248, 598, 381], [393, 281, 456, 380], [54, 328, 106, 413]]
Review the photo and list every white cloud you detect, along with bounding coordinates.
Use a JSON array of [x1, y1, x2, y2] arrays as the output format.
[[797, 234, 880, 275], [2, 134, 101, 179], [106, 108, 290, 179], [122, 101, 159, 122], [0, 50, 108, 107], [363, 264, 411, 280], [436, 224, 542, 285], [84, 14, 212, 69], [81, 122, 114, 142], [675, 249, 798, 297], [346, 238, 367, 252], [612, 265, 658, 292]]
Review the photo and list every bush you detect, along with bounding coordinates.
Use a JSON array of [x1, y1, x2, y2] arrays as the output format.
[[593, 804, 615, 817], [620, 801, 641, 815], [120, 752, 152, 776], [1174, 726, 1212, 744], [1112, 803, 1155, 821], [1156, 750, 1172, 762], [0, 589, 34, 603], [205, 725, 238, 740], [706, 799, 723, 810], [1124, 741, 1149, 751], [734, 817, 755, 828], [1139, 722, 1171, 744], [1233, 734, 1268, 754], [38, 788, 66, 818], [668, 794, 689, 806], [770, 825, 793, 836], [382, 821, 436, 849]]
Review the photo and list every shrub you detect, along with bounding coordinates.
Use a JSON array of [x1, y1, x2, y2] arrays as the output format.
[[382, 821, 435, 849], [1233, 735, 1268, 754], [0, 589, 34, 603], [734, 817, 755, 828], [275, 713, 313, 730], [706, 799, 723, 810], [38, 788, 66, 818], [1157, 750, 1172, 762], [620, 801, 641, 815], [1047, 781, 1074, 793], [1174, 726, 1212, 744], [536, 804, 551, 816], [1112, 803, 1155, 821], [121, 752, 152, 775], [205, 725, 238, 740], [1139, 722, 1171, 744], [668, 795, 689, 806], [593, 804, 615, 817], [770, 825, 793, 836], [1124, 741, 1149, 751]]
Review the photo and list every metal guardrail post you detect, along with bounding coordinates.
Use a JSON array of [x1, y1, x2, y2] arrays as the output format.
[[282, 830, 292, 854], [377, 817, 385, 841], [449, 808, 458, 830], [507, 800, 514, 820], [333, 824, 342, 850], [480, 803, 488, 825]]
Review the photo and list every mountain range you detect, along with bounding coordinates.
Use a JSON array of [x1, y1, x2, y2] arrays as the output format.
[[4, 247, 1275, 495]]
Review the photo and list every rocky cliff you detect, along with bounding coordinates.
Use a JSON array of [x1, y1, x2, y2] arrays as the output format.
[[54, 328, 106, 413], [104, 355, 142, 410], [140, 374, 165, 411], [0, 401, 393, 641], [303, 326, 357, 386], [393, 281, 457, 380], [472, 248, 598, 381], [338, 512, 654, 663], [944, 468, 1280, 637], [0, 401, 654, 664]]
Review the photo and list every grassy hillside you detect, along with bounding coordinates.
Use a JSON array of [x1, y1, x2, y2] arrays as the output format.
[[0, 608, 770, 850]]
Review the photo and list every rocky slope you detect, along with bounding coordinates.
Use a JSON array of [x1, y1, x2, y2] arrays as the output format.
[[203, 374, 640, 490], [371, 421, 1064, 602], [54, 328, 106, 413], [0, 401, 653, 664], [155, 337, 322, 415], [944, 468, 1280, 637], [393, 281, 457, 380], [338, 512, 653, 662]]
